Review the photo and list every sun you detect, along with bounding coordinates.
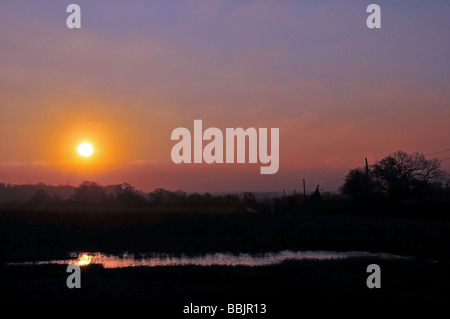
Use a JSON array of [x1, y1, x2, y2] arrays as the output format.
[[77, 142, 94, 157]]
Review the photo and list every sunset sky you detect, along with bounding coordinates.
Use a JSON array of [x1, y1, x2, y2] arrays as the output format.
[[1, 0, 449, 193]]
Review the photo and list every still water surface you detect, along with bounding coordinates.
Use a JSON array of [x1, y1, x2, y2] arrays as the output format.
[[8, 250, 408, 268]]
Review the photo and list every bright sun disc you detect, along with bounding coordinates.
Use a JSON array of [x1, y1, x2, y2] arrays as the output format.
[[77, 143, 94, 157]]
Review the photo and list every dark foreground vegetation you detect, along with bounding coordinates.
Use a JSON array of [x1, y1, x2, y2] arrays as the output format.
[[1, 193, 450, 305], [1, 200, 450, 263], [1, 258, 449, 314], [1, 150, 449, 305]]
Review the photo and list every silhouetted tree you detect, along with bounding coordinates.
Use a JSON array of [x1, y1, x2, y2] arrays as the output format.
[[222, 193, 240, 206], [115, 183, 146, 205], [30, 189, 51, 205], [73, 181, 106, 205], [341, 168, 378, 203], [169, 190, 187, 203], [148, 188, 186, 205], [52, 193, 63, 203], [371, 151, 445, 201], [149, 188, 168, 204], [341, 151, 445, 202]]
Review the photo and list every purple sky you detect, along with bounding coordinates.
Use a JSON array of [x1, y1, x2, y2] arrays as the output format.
[[1, 0, 449, 192]]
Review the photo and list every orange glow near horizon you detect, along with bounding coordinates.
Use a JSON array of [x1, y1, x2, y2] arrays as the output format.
[[1, 1, 449, 193], [25, 100, 146, 174]]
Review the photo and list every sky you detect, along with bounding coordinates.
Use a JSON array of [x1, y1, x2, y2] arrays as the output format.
[[1, 0, 449, 193]]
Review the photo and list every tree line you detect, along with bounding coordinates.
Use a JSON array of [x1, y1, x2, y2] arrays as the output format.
[[0, 150, 448, 209], [0, 181, 252, 209]]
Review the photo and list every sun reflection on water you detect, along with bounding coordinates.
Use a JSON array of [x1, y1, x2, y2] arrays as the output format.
[[6, 250, 411, 268], [76, 253, 93, 266]]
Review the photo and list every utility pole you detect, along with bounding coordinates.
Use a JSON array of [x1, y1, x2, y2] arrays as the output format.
[[365, 158, 369, 178], [303, 178, 306, 197]]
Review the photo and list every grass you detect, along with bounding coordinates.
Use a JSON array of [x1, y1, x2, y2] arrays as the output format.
[[1, 202, 450, 306], [1, 258, 449, 302], [1, 203, 450, 263]]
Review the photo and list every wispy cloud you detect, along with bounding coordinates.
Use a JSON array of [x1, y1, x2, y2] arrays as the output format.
[[129, 160, 158, 165], [32, 161, 48, 167], [0, 161, 23, 167]]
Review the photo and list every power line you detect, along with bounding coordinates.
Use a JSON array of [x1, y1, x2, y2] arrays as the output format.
[[425, 148, 450, 156], [440, 157, 450, 162]]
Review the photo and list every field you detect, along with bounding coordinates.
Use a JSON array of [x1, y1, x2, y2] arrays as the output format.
[[1, 200, 450, 313], [1, 201, 450, 262]]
